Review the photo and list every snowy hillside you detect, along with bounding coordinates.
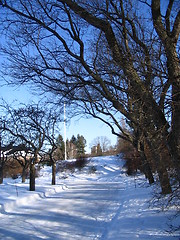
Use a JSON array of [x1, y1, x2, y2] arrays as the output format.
[[0, 155, 179, 240]]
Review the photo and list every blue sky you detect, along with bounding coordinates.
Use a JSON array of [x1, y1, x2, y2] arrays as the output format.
[[0, 82, 118, 153]]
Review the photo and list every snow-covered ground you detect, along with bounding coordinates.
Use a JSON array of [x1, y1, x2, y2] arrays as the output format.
[[0, 155, 179, 240]]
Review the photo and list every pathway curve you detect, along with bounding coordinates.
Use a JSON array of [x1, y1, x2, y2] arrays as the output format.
[[0, 181, 124, 240]]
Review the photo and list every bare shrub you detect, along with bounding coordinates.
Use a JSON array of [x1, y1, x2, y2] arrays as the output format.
[[117, 139, 142, 175], [56, 157, 89, 173], [4, 158, 23, 178]]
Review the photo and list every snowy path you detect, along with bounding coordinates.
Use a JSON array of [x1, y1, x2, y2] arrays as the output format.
[[0, 181, 178, 240], [0, 156, 179, 239], [0, 181, 124, 240]]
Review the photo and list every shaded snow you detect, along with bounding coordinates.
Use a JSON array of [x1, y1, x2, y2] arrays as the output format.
[[0, 155, 179, 239]]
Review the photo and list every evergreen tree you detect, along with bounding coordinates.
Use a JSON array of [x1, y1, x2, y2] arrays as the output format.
[[55, 134, 65, 160], [70, 135, 77, 145], [76, 134, 86, 158]]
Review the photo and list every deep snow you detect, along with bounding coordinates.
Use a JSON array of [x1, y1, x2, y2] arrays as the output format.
[[0, 155, 179, 240]]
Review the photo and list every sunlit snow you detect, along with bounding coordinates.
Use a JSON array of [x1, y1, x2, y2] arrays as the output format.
[[0, 155, 179, 239]]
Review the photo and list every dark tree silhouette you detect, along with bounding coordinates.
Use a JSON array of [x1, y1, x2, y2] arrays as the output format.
[[0, 0, 179, 193]]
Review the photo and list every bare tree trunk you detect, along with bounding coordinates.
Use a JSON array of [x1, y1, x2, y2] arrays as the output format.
[[22, 167, 27, 183], [52, 162, 56, 185], [21, 162, 29, 183], [0, 165, 3, 184], [30, 163, 36, 191], [139, 143, 154, 185], [22, 169, 26, 183], [147, 139, 172, 194], [152, 0, 180, 184], [0, 136, 3, 184], [167, 60, 180, 183], [157, 164, 172, 194], [168, 137, 180, 183], [134, 135, 154, 185], [143, 161, 154, 185]]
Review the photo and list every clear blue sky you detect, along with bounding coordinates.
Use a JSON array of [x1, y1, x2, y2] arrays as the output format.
[[0, 82, 118, 153]]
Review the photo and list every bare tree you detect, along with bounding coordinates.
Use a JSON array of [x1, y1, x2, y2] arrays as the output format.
[[0, 0, 179, 193], [0, 135, 14, 184], [0, 100, 63, 188], [0, 132, 3, 184], [0, 114, 18, 184], [0, 136, 31, 183], [7, 144, 31, 183], [0, 102, 47, 190], [90, 136, 111, 155], [41, 110, 62, 185]]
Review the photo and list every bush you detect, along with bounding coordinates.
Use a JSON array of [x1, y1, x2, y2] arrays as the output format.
[[88, 166, 97, 174], [117, 138, 142, 175], [123, 150, 142, 175], [56, 156, 89, 173], [4, 158, 23, 178], [75, 156, 88, 170]]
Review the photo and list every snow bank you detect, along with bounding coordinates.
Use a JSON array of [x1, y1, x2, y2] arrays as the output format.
[[0, 155, 179, 240]]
